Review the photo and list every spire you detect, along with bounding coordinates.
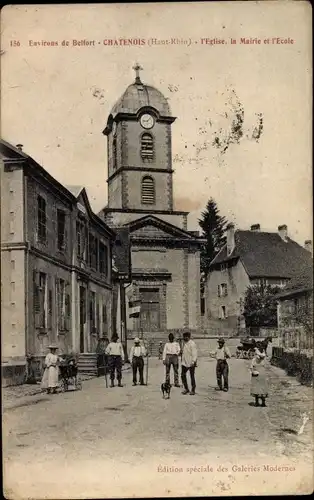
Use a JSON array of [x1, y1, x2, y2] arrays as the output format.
[[132, 62, 143, 84]]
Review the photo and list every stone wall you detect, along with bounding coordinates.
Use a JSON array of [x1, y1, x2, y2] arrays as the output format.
[[271, 346, 313, 386]]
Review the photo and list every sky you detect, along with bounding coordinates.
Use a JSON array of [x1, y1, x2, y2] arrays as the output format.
[[1, 2, 312, 244]]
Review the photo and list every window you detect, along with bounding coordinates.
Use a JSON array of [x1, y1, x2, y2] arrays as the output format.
[[37, 195, 46, 242], [141, 176, 155, 205], [141, 133, 154, 160], [99, 242, 108, 276], [218, 284, 228, 297], [201, 296, 205, 316], [219, 305, 227, 319], [88, 234, 98, 270], [77, 220, 87, 260], [57, 210, 66, 251]]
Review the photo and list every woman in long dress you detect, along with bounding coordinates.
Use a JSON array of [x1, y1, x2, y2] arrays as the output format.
[[41, 345, 60, 394], [250, 347, 268, 407]]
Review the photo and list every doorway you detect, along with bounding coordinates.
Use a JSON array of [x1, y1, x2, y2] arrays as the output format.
[[139, 288, 161, 332]]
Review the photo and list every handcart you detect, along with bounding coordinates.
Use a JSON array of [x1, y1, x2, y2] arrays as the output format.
[[59, 355, 82, 392]]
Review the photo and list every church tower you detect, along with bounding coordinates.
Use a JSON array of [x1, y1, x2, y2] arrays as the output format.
[[99, 66, 204, 342], [103, 64, 176, 212]]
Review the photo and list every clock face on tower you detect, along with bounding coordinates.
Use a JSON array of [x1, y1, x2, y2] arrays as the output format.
[[140, 113, 155, 129]]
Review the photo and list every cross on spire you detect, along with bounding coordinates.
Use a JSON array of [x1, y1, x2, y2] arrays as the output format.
[[133, 62, 143, 83]]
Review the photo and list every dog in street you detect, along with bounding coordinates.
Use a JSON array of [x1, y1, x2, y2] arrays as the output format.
[[161, 382, 172, 399]]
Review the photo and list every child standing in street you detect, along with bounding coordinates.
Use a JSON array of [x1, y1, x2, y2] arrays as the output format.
[[105, 334, 124, 387], [250, 347, 268, 407], [214, 338, 231, 392], [41, 345, 60, 394]]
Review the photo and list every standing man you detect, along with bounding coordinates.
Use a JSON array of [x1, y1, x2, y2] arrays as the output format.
[[181, 331, 198, 395], [215, 338, 231, 392], [105, 334, 124, 387], [129, 337, 146, 386], [163, 333, 181, 387]]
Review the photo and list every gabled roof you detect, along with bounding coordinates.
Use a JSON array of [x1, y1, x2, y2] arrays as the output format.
[[1, 140, 115, 240], [1, 139, 76, 203], [72, 187, 115, 239], [65, 185, 84, 198], [1, 139, 29, 160], [125, 214, 203, 241], [210, 230, 312, 279]]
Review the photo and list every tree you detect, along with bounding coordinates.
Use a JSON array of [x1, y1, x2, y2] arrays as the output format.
[[243, 283, 281, 328], [198, 198, 228, 278]]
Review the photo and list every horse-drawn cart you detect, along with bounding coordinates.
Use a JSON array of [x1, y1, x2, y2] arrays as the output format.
[[236, 338, 257, 359]]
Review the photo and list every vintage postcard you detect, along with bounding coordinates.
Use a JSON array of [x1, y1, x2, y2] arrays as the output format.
[[1, 1, 313, 498]]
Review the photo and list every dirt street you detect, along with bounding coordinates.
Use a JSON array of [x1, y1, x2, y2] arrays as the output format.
[[3, 357, 313, 498]]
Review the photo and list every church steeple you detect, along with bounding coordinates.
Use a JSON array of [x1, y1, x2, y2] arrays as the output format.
[[103, 69, 177, 212]]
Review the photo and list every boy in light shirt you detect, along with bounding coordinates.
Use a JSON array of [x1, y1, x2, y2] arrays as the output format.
[[105, 334, 124, 387], [163, 333, 181, 387], [214, 338, 231, 392], [181, 331, 198, 395]]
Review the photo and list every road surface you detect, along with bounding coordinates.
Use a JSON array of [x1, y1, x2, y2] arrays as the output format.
[[3, 357, 313, 498]]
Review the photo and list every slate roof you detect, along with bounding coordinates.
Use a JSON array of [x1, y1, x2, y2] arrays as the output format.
[[210, 230, 312, 279], [275, 264, 313, 298], [110, 81, 171, 117], [112, 227, 131, 277]]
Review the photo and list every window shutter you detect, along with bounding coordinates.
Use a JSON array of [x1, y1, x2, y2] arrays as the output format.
[[141, 176, 155, 205], [47, 275, 53, 329], [96, 296, 100, 334], [141, 133, 154, 160], [217, 285, 221, 297], [50, 204, 56, 248], [65, 282, 71, 331], [56, 278, 61, 332], [102, 303, 107, 335], [64, 214, 68, 252], [33, 270, 41, 327]]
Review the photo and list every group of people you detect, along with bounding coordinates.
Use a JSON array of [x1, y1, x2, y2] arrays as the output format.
[[41, 333, 269, 406], [161, 334, 268, 404]]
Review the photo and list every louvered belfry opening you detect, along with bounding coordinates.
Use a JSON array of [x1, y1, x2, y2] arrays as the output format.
[[141, 176, 155, 205], [141, 133, 154, 160]]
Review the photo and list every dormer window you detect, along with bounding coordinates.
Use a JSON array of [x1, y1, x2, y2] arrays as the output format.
[[141, 133, 154, 160], [141, 176, 155, 205]]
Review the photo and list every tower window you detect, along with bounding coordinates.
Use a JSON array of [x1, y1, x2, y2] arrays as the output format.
[[141, 133, 154, 160], [141, 176, 155, 205]]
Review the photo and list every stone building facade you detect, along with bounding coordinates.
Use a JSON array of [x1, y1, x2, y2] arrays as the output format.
[[99, 68, 204, 342], [206, 223, 312, 335], [1, 140, 116, 385]]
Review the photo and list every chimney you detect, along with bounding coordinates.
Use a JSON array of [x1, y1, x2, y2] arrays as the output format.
[[304, 240, 312, 254], [250, 224, 260, 232], [278, 224, 288, 241], [16, 144, 23, 151], [226, 223, 235, 256]]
